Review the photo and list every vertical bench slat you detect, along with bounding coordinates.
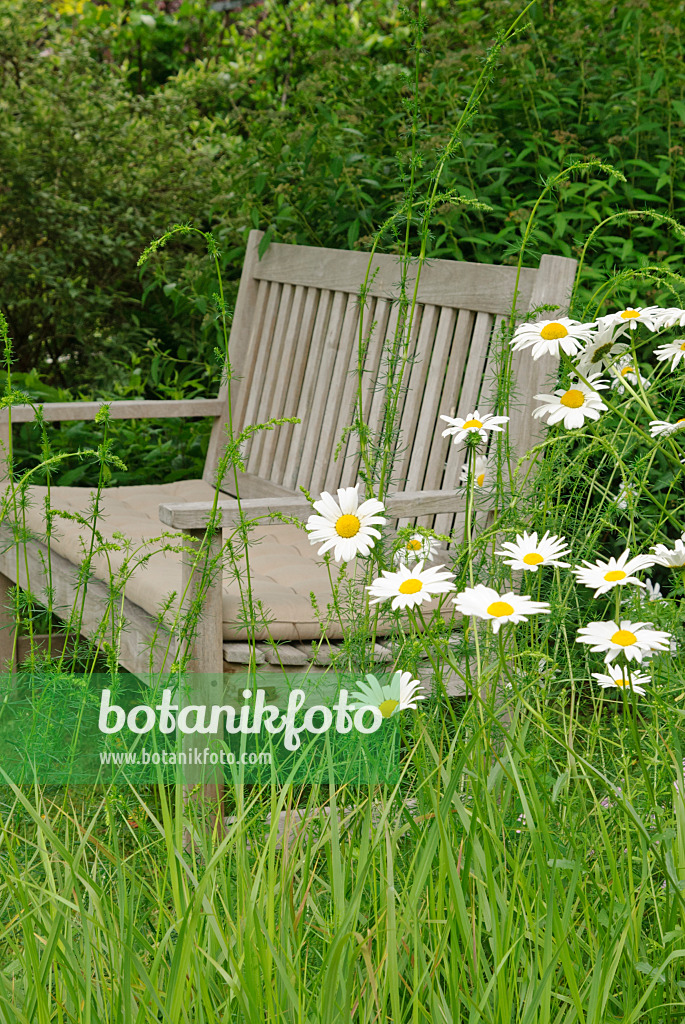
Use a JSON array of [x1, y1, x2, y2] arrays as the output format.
[[270, 286, 321, 488], [281, 289, 335, 492]]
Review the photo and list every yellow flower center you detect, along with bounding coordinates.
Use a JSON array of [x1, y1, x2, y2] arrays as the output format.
[[620, 366, 635, 376], [335, 514, 360, 538], [677, 418, 685, 425], [462, 418, 483, 429], [487, 600, 515, 617], [604, 569, 627, 582], [611, 629, 637, 646], [613, 676, 631, 688], [378, 699, 399, 718], [680, 342, 685, 350], [560, 389, 585, 408], [523, 552, 544, 565], [407, 539, 423, 551], [540, 322, 569, 340], [620, 309, 640, 319], [476, 472, 485, 487], [399, 579, 423, 595]]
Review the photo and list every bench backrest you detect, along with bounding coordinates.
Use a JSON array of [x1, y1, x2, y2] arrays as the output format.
[[203, 230, 577, 520]]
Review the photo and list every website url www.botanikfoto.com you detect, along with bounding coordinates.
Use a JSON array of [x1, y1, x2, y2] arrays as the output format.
[[99, 748, 272, 767]]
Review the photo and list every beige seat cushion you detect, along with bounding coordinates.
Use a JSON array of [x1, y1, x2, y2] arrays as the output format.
[[23, 480, 347, 642]]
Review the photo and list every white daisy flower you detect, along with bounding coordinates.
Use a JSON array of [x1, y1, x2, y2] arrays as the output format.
[[614, 481, 634, 512], [453, 584, 551, 633], [305, 483, 386, 562], [654, 338, 685, 370], [592, 663, 650, 696], [644, 578, 663, 601], [610, 355, 651, 392], [652, 307, 685, 331], [649, 418, 685, 437], [576, 619, 672, 663], [495, 530, 571, 572], [348, 670, 426, 719], [650, 536, 685, 568], [510, 317, 596, 360], [459, 453, 491, 489], [367, 560, 455, 611], [393, 533, 441, 567], [532, 376, 609, 430], [572, 548, 655, 598], [440, 409, 509, 446], [574, 324, 628, 375], [598, 306, 661, 335]]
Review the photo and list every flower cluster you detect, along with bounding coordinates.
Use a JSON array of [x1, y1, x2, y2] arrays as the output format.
[[509, 305, 685, 434]]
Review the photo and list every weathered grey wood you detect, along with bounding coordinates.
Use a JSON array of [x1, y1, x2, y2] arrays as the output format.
[[0, 526, 176, 675], [180, 527, 225, 833], [255, 283, 306, 479], [0, 570, 16, 675], [203, 229, 265, 489], [323, 293, 380, 493], [248, 282, 296, 472], [0, 399, 223, 424], [280, 289, 335, 492], [0, 417, 9, 483], [252, 241, 538, 314], [509, 253, 577, 454], [295, 290, 348, 491], [336, 295, 389, 479], [239, 280, 285, 468], [180, 528, 224, 675], [220, 470, 299, 500], [271, 286, 322, 487], [222, 642, 265, 665], [159, 489, 468, 529], [405, 305, 461, 493], [259, 643, 309, 666]]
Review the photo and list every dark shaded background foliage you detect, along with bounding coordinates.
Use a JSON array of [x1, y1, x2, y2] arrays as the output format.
[[1, 0, 683, 483]]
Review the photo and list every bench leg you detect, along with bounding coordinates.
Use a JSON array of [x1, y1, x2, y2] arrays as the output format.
[[0, 570, 17, 681], [181, 527, 225, 845]]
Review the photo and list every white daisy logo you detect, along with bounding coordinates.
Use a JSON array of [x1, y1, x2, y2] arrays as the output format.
[[591, 663, 650, 696], [650, 535, 685, 568], [572, 548, 655, 598], [510, 317, 595, 360], [368, 560, 455, 611], [598, 306, 661, 334], [532, 376, 609, 430], [305, 483, 386, 562], [576, 619, 671, 663], [348, 670, 426, 719], [453, 584, 551, 633], [459, 453, 491, 488], [495, 530, 571, 572], [654, 339, 685, 370], [393, 533, 440, 567], [649, 418, 685, 438], [440, 409, 509, 446]]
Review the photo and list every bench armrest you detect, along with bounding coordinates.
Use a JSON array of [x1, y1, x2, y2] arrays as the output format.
[[158, 489, 468, 529], [0, 398, 224, 425]]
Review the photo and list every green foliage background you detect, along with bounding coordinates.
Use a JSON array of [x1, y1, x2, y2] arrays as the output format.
[[1, 0, 684, 482]]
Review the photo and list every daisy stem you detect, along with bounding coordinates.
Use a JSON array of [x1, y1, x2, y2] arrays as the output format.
[[412, 607, 460, 733], [464, 445, 476, 587]]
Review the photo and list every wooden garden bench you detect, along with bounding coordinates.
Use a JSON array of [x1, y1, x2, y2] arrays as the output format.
[[0, 230, 577, 684]]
